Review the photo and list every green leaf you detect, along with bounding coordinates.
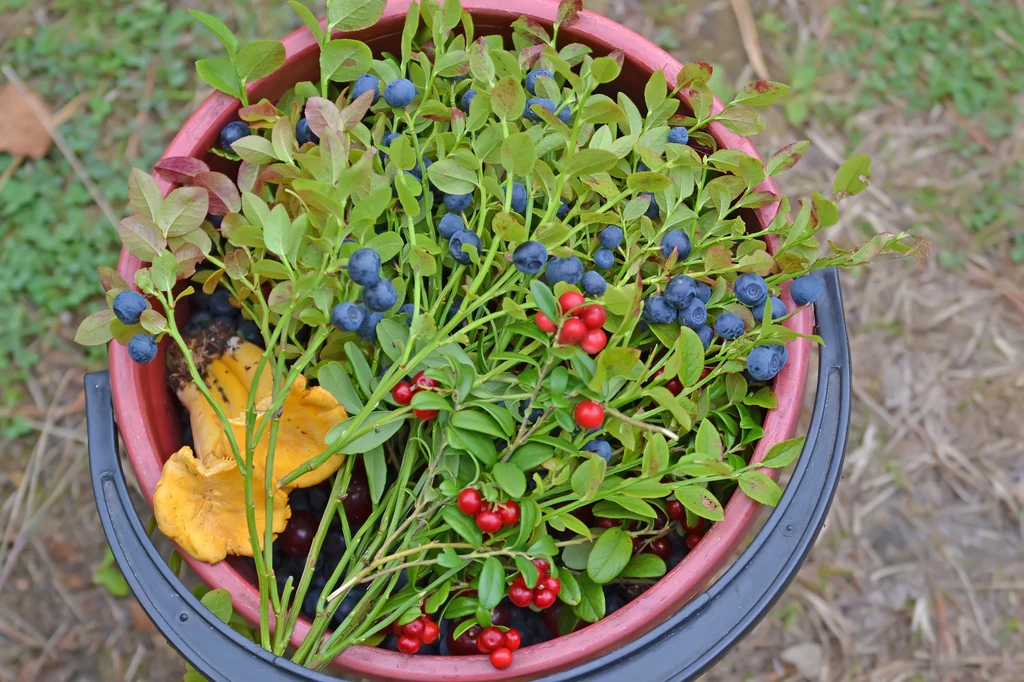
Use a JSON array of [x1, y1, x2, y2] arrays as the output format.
[[509, 441, 554, 470], [151, 252, 179, 291], [590, 56, 621, 84], [642, 433, 669, 477], [586, 527, 632, 584], [441, 506, 483, 547], [289, 1, 325, 44], [92, 547, 129, 597], [477, 557, 505, 610], [491, 75, 526, 121], [451, 410, 504, 439], [694, 419, 723, 460], [676, 327, 705, 386], [230, 136, 278, 165], [644, 70, 667, 112], [739, 471, 783, 506], [760, 436, 805, 469], [571, 456, 606, 501], [674, 485, 724, 521], [128, 168, 162, 220], [492, 462, 526, 499], [410, 391, 452, 412], [514, 498, 540, 550], [626, 172, 672, 192], [514, 555, 539, 588], [200, 588, 233, 624], [140, 309, 167, 335], [530, 280, 559, 321], [714, 106, 765, 136], [75, 310, 116, 346], [526, 534, 558, 558], [732, 81, 790, 107], [321, 39, 374, 83], [327, 412, 407, 454], [573, 573, 605, 623], [425, 580, 451, 614], [118, 216, 167, 264], [500, 132, 536, 177], [557, 570, 582, 606], [438, 546, 463, 569], [236, 41, 286, 83], [157, 187, 208, 238], [196, 58, 241, 98], [318, 362, 363, 413], [647, 387, 692, 433], [619, 553, 667, 579], [328, 0, 387, 31], [492, 211, 528, 244], [469, 37, 496, 85], [567, 148, 617, 178], [426, 158, 478, 195], [364, 445, 387, 504], [833, 154, 872, 197], [766, 141, 810, 177], [189, 9, 239, 57]]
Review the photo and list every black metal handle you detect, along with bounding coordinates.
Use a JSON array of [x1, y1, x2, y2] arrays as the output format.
[[86, 266, 849, 682]]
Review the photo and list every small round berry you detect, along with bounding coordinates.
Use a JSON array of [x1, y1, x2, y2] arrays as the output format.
[[413, 370, 439, 390], [350, 74, 381, 104], [642, 192, 660, 220], [357, 308, 383, 342], [403, 618, 425, 639], [506, 182, 528, 214], [593, 248, 615, 270], [348, 248, 382, 286], [513, 241, 548, 275], [714, 312, 746, 340], [383, 78, 417, 108], [421, 620, 440, 645], [237, 319, 261, 345], [438, 212, 465, 240], [499, 501, 521, 526], [532, 589, 556, 609], [558, 291, 586, 317], [503, 628, 522, 652], [556, 106, 571, 124], [580, 328, 607, 355], [397, 635, 421, 654], [448, 624, 481, 656], [525, 68, 554, 95], [694, 280, 712, 304], [664, 275, 696, 309], [596, 517, 619, 529], [331, 302, 364, 332], [362, 278, 398, 312], [490, 647, 513, 670], [545, 255, 584, 285], [666, 499, 686, 521], [685, 532, 703, 550], [582, 271, 607, 296], [682, 516, 706, 534], [532, 558, 550, 578], [535, 312, 556, 333], [457, 488, 483, 516], [665, 376, 683, 396], [649, 537, 673, 560], [667, 126, 689, 145], [695, 324, 714, 350], [392, 381, 414, 406], [475, 510, 503, 534], [661, 230, 692, 260], [582, 438, 612, 462], [599, 225, 623, 249], [379, 131, 401, 162], [461, 89, 477, 111], [734, 273, 769, 307], [295, 118, 320, 146], [414, 408, 439, 421], [678, 300, 708, 329], [128, 334, 158, 364], [558, 318, 587, 345], [574, 400, 604, 429], [524, 97, 556, 122], [556, 198, 570, 219], [112, 291, 147, 325], [444, 192, 473, 213], [543, 576, 561, 594], [509, 583, 534, 607], [209, 288, 238, 317], [746, 345, 784, 381], [219, 120, 249, 153], [279, 509, 317, 556], [477, 626, 504, 653], [449, 229, 482, 265], [790, 275, 823, 306], [752, 296, 787, 322], [581, 304, 607, 330], [642, 295, 676, 325]]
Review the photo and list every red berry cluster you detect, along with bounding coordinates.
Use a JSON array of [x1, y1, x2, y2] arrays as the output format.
[[457, 489, 520, 534], [393, 614, 440, 654], [508, 559, 561, 610], [391, 370, 440, 421], [476, 625, 522, 669], [535, 292, 608, 355], [666, 499, 707, 549]]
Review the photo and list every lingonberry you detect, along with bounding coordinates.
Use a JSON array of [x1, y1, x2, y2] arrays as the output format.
[[573, 400, 604, 429], [665, 377, 683, 396], [666, 499, 685, 521], [685, 531, 703, 550], [596, 517, 619, 529], [392, 381, 413, 405], [558, 291, 586, 317], [580, 328, 607, 355], [279, 509, 318, 556], [457, 488, 483, 516], [490, 647, 513, 670], [477, 626, 504, 654], [682, 516, 706, 534], [558, 318, 587, 345], [649, 537, 672, 560], [403, 618, 425, 639], [413, 408, 439, 421], [543, 576, 561, 594], [503, 628, 522, 652], [342, 471, 372, 525], [532, 558, 550, 577], [533, 589, 556, 609], [580, 304, 606, 330], [397, 635, 421, 654], [535, 312, 556, 333], [475, 510, 503, 533], [412, 370, 438, 390], [448, 624, 481, 655], [499, 501, 520, 526], [421, 620, 440, 644], [509, 582, 534, 607]]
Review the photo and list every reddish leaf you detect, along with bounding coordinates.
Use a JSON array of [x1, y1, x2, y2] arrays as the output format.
[[97, 266, 129, 293], [556, 0, 582, 28], [305, 97, 340, 138], [117, 216, 166, 262], [519, 44, 546, 70], [703, 247, 733, 271], [766, 141, 810, 177], [607, 49, 625, 68], [153, 157, 210, 185], [733, 81, 789, 107], [511, 16, 551, 45], [340, 89, 376, 130], [259, 164, 303, 185], [193, 171, 242, 214], [676, 62, 713, 88], [174, 243, 205, 279], [238, 99, 279, 123], [237, 160, 263, 194]]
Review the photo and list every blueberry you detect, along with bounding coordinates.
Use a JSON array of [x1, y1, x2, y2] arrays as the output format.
[[583, 438, 612, 462], [295, 118, 319, 146], [112, 291, 147, 325], [694, 280, 712, 304], [605, 587, 629, 616], [642, 295, 676, 325], [524, 97, 556, 122], [525, 68, 554, 95], [746, 345, 784, 381], [545, 255, 584, 285], [207, 214, 223, 228], [556, 198, 570, 219], [506, 182, 528, 214], [734, 273, 768, 307], [519, 400, 544, 423], [660, 230, 691, 260], [714, 312, 745, 340], [593, 248, 615, 270], [664, 275, 696, 309], [398, 303, 416, 325], [408, 156, 432, 180], [695, 324, 714, 350], [638, 161, 650, 172], [642, 192, 660, 220], [237, 319, 262, 345], [790, 275, 822, 307], [461, 88, 477, 111], [677, 299, 707, 329], [599, 225, 623, 249], [438, 213, 465, 240], [128, 334, 158, 364], [444, 192, 473, 212], [383, 78, 416, 108], [350, 74, 380, 104], [331, 302, 364, 332], [774, 343, 789, 368], [379, 131, 401, 162], [209, 288, 238, 317], [219, 121, 249, 153], [556, 105, 571, 124], [362, 279, 398, 312], [303, 591, 320, 617], [752, 296, 787, 322], [348, 248, 381, 286], [334, 585, 368, 623], [582, 271, 607, 296], [449, 230, 482, 265], [357, 308, 383, 342], [667, 126, 689, 145], [512, 241, 548, 275]]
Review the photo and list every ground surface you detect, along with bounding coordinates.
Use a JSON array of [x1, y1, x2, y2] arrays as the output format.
[[1, 1, 1022, 681]]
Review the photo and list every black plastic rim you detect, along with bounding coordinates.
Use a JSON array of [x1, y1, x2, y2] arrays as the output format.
[[86, 267, 850, 682]]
